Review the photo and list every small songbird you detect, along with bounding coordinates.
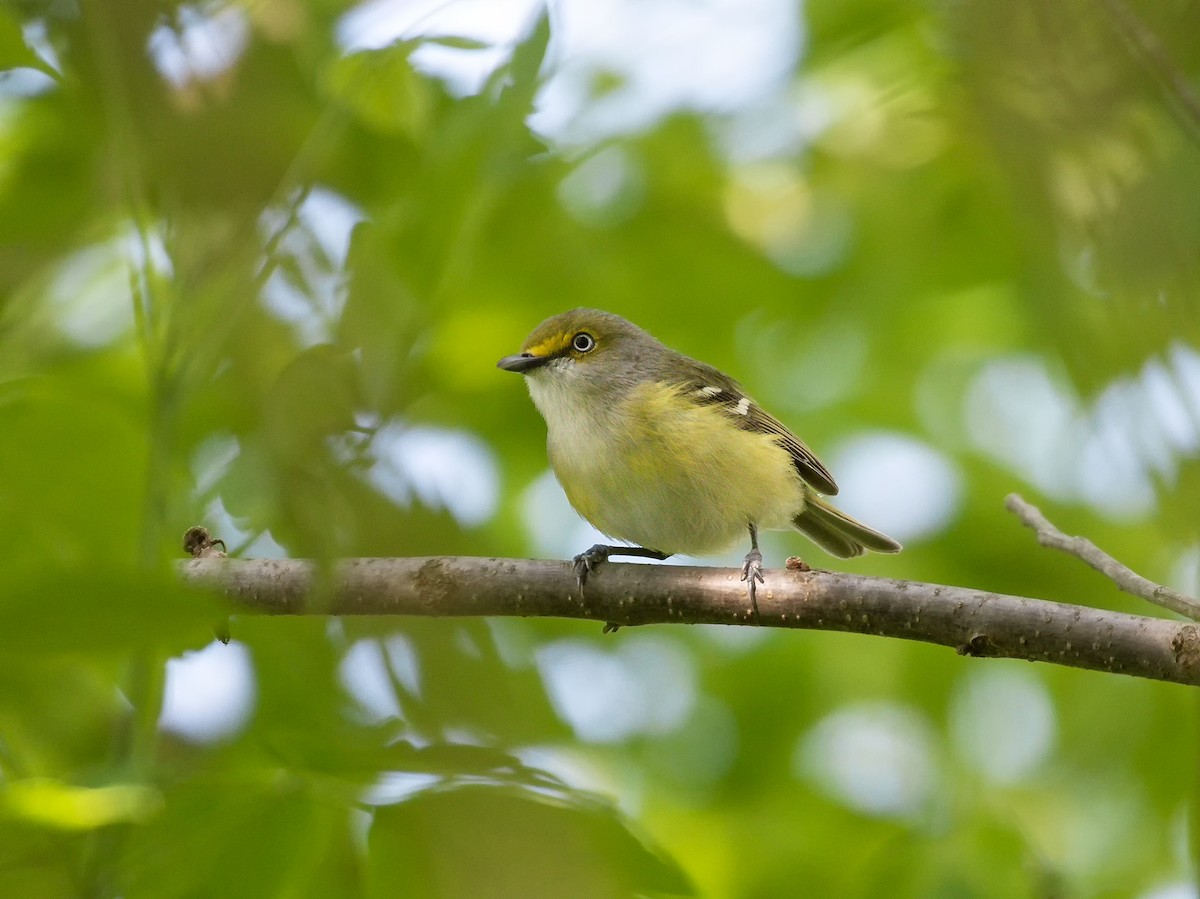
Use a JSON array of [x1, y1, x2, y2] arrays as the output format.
[[497, 309, 900, 613]]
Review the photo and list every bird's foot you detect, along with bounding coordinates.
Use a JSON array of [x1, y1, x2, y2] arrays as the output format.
[[575, 547, 622, 631], [741, 546, 764, 620], [572, 544, 611, 593]]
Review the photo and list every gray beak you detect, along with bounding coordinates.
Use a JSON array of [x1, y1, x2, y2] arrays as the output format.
[[497, 353, 552, 373]]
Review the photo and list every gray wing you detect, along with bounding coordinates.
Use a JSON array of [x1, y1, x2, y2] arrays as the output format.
[[671, 356, 840, 496]]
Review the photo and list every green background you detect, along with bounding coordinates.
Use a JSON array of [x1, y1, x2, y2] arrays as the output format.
[[1, 0, 1198, 895]]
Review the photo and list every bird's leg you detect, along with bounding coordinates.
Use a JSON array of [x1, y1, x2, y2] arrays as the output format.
[[573, 544, 671, 589], [740, 524, 764, 620], [573, 544, 670, 633]]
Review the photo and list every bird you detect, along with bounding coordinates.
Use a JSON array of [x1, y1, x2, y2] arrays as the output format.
[[497, 308, 900, 616]]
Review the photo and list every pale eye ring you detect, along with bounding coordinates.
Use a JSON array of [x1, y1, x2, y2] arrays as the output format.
[[572, 332, 596, 353]]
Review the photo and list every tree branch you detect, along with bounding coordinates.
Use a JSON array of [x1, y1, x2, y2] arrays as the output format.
[[180, 556, 1200, 688], [1005, 493, 1200, 621]]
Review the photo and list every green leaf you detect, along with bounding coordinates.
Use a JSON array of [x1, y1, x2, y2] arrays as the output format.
[[507, 7, 550, 91], [120, 777, 343, 899], [486, 5, 549, 112], [0, 9, 52, 76], [2, 778, 162, 830], [421, 36, 491, 51], [367, 783, 694, 898], [322, 46, 433, 139], [0, 567, 220, 654]]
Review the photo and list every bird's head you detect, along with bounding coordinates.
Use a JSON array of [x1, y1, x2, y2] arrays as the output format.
[[498, 308, 649, 378], [497, 308, 659, 414]]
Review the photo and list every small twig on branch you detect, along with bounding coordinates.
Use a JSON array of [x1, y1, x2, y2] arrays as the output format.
[[1005, 493, 1200, 621], [182, 526, 227, 559], [180, 555, 1200, 688]]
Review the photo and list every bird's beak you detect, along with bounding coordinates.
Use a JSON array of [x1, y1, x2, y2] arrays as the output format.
[[497, 352, 552, 373]]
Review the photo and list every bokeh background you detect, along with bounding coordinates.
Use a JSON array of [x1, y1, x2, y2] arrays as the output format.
[[2, 0, 1199, 895]]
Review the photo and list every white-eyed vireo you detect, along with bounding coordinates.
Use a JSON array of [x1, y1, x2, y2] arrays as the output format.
[[497, 308, 900, 612]]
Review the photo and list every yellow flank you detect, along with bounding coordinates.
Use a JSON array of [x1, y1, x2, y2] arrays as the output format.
[[550, 380, 805, 556]]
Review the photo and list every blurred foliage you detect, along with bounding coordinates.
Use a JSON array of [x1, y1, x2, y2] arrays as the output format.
[[0, 0, 1198, 895]]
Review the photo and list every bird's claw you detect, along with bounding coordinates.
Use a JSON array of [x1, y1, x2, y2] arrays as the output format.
[[572, 544, 611, 593], [741, 547, 764, 620], [575, 546, 622, 632], [740, 551, 765, 585]]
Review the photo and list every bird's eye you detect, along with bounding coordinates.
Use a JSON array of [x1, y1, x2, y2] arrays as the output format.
[[572, 332, 596, 353]]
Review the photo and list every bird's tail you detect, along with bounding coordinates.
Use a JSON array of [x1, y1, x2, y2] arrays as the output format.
[[792, 493, 902, 559]]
